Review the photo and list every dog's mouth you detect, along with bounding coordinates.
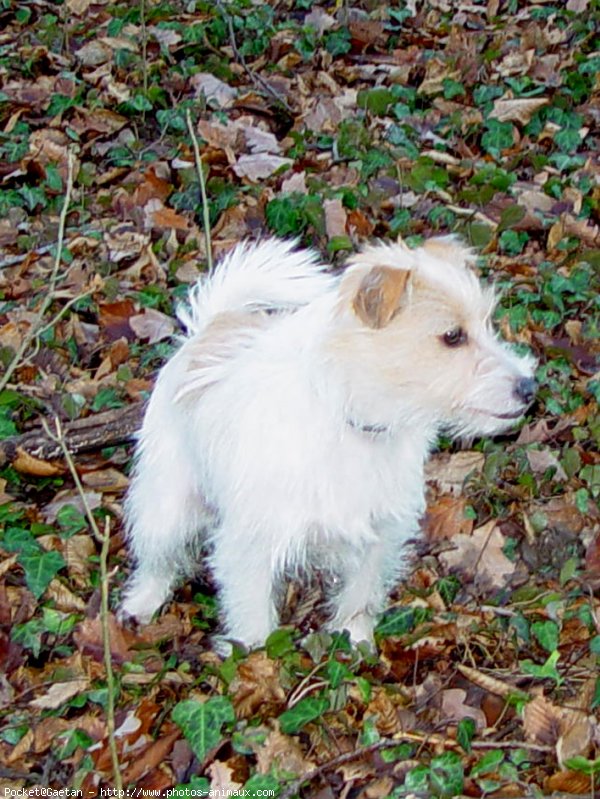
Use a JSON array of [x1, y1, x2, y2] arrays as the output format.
[[468, 407, 525, 420]]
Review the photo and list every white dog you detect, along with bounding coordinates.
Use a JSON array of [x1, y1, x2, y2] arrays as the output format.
[[121, 237, 536, 648]]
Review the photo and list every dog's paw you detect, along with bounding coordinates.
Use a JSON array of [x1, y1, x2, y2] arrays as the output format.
[[211, 634, 253, 659], [330, 612, 376, 650]]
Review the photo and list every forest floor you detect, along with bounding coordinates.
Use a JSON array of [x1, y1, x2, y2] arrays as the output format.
[[0, 0, 599, 796]]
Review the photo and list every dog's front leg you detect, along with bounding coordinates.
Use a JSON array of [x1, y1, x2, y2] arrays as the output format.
[[329, 522, 406, 646], [210, 527, 278, 649]]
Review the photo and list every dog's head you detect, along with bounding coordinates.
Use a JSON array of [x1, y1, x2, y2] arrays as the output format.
[[333, 236, 537, 437]]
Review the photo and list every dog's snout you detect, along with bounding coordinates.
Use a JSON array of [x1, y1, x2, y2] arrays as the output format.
[[514, 376, 537, 405]]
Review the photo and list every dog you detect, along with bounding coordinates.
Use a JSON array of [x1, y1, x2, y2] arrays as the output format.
[[120, 236, 537, 648]]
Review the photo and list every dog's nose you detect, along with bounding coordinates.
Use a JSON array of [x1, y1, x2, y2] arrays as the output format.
[[514, 377, 537, 405]]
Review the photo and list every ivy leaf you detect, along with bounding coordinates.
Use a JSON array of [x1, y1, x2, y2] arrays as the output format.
[[172, 697, 235, 762], [278, 696, 329, 734]]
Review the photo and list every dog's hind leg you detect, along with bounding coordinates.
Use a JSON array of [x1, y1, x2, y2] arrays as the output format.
[[120, 430, 208, 624]]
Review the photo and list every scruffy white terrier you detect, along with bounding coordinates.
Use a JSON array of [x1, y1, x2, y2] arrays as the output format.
[[121, 236, 536, 648]]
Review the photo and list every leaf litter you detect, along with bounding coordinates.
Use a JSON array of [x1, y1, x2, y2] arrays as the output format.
[[0, 0, 599, 795]]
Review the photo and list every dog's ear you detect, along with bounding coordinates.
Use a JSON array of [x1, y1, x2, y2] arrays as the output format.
[[353, 266, 410, 329]]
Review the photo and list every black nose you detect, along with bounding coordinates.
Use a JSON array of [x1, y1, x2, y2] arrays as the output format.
[[514, 377, 537, 405]]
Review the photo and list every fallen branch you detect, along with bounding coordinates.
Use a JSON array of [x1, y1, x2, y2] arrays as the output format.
[[0, 402, 144, 468], [280, 731, 553, 799]]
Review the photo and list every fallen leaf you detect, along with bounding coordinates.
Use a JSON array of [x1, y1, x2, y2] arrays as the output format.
[[438, 521, 516, 590], [30, 678, 89, 710], [129, 308, 176, 344], [190, 73, 238, 107], [523, 694, 561, 745], [489, 97, 549, 125], [255, 727, 314, 776], [425, 452, 485, 495], [423, 495, 473, 541], [208, 761, 244, 793], [12, 449, 64, 477], [441, 688, 486, 730], [82, 468, 129, 493], [324, 198, 347, 239], [233, 153, 293, 182], [526, 448, 567, 480], [229, 652, 285, 718]]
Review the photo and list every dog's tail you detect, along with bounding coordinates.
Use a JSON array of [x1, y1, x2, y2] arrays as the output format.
[[178, 239, 330, 335]]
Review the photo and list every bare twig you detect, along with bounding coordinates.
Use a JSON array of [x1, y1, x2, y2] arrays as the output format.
[[214, 0, 293, 115], [42, 418, 123, 792], [0, 244, 55, 270], [140, 0, 148, 117], [0, 149, 76, 393], [280, 730, 553, 799], [185, 109, 214, 273], [279, 739, 400, 799]]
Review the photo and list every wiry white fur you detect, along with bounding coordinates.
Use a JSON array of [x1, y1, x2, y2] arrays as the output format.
[[178, 238, 329, 335], [121, 236, 536, 648]]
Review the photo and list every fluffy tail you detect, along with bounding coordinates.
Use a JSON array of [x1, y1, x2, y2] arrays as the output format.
[[178, 239, 331, 335]]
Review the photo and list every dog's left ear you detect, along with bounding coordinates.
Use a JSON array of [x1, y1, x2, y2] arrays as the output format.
[[353, 266, 410, 329]]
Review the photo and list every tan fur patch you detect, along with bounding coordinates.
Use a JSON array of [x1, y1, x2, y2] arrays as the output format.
[[352, 266, 410, 329], [421, 237, 472, 266], [176, 311, 267, 401]]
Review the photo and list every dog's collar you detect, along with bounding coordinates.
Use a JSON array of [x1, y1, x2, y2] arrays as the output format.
[[346, 418, 391, 436]]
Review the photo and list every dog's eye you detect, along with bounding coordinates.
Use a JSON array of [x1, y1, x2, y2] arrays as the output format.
[[442, 327, 468, 347]]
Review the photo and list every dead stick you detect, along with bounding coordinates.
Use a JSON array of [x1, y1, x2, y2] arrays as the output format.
[[0, 402, 144, 467], [43, 418, 123, 791]]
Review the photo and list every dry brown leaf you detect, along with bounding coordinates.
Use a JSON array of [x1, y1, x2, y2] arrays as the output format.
[[526, 447, 567, 480], [208, 761, 244, 793], [304, 7, 336, 36], [324, 198, 347, 239], [556, 711, 593, 768], [45, 579, 86, 612], [522, 694, 561, 745], [82, 468, 129, 493], [146, 202, 190, 232], [422, 495, 473, 541], [562, 213, 600, 246], [64, 535, 95, 587], [425, 451, 485, 495], [255, 727, 314, 776], [66, 0, 92, 13], [281, 171, 308, 194], [30, 678, 89, 710], [229, 652, 285, 718], [190, 73, 238, 107], [233, 153, 292, 182], [121, 729, 181, 785], [104, 225, 150, 263], [12, 448, 64, 477], [74, 614, 138, 664], [489, 97, 549, 125], [129, 308, 175, 344], [44, 489, 102, 523], [457, 664, 513, 698], [439, 521, 516, 590], [76, 40, 113, 66], [8, 728, 34, 763], [441, 688, 486, 730], [546, 769, 591, 794]]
